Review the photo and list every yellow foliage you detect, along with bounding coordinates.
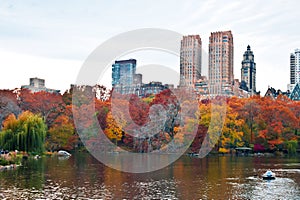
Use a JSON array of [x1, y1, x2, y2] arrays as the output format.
[[174, 132, 184, 144], [219, 147, 230, 153], [104, 112, 124, 143]]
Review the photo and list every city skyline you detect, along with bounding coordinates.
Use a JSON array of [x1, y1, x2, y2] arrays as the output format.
[[1, 1, 300, 93]]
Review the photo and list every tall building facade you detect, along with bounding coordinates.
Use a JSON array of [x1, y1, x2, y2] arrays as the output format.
[[112, 59, 171, 96], [290, 52, 296, 85], [112, 59, 137, 87], [208, 31, 234, 95], [179, 35, 202, 87], [288, 49, 300, 101], [241, 45, 256, 94], [290, 49, 300, 83], [288, 49, 300, 92]]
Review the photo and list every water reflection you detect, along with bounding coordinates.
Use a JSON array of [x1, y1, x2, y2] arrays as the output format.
[[0, 154, 299, 199]]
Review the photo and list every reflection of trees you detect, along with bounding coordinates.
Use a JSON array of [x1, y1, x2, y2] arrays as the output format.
[[44, 153, 106, 187], [0, 158, 45, 190], [173, 157, 255, 199]]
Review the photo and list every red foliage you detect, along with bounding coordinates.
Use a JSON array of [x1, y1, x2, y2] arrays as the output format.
[[129, 95, 149, 126], [18, 89, 65, 126]]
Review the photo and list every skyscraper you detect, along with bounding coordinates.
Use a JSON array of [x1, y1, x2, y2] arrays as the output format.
[[288, 49, 300, 92], [179, 35, 202, 87], [290, 53, 296, 85], [112, 59, 137, 87], [241, 45, 256, 94], [208, 31, 234, 95]]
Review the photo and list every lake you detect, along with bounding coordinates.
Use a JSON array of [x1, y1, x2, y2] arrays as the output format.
[[0, 153, 299, 199]]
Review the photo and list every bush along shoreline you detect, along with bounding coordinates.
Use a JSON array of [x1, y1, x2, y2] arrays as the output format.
[[0, 151, 22, 171]]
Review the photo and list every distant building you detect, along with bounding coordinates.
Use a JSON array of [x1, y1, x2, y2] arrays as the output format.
[[290, 52, 296, 84], [194, 76, 209, 98], [288, 49, 300, 92], [21, 77, 60, 94], [289, 83, 300, 101], [264, 87, 290, 99], [29, 77, 45, 88], [112, 59, 137, 87], [112, 59, 140, 95], [139, 81, 169, 97], [179, 35, 202, 87], [164, 84, 174, 90], [112, 59, 172, 96], [233, 79, 250, 98], [208, 31, 234, 96], [133, 73, 143, 85], [241, 45, 256, 95]]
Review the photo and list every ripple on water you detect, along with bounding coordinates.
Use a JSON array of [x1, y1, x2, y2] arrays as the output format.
[[0, 181, 114, 199], [274, 169, 300, 173], [0, 178, 180, 199], [131, 179, 179, 199], [235, 176, 300, 200]]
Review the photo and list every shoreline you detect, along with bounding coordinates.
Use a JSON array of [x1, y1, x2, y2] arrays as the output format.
[[0, 164, 20, 171]]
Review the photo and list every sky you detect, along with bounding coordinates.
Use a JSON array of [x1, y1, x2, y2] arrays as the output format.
[[0, 0, 300, 94]]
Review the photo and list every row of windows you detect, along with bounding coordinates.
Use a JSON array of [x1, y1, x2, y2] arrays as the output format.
[[210, 59, 228, 63], [211, 36, 229, 43], [209, 47, 229, 51]]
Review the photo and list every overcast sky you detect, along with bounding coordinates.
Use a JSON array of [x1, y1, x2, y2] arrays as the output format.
[[0, 0, 300, 94]]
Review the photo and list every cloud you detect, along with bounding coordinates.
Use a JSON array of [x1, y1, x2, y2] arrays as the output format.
[[0, 50, 82, 92], [0, 0, 300, 93]]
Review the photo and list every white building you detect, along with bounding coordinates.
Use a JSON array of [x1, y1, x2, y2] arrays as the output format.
[[288, 49, 300, 91]]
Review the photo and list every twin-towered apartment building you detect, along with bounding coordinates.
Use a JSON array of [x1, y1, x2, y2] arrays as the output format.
[[179, 31, 256, 98]]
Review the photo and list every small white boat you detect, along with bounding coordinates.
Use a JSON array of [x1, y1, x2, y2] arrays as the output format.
[[57, 150, 71, 157], [262, 170, 276, 180]]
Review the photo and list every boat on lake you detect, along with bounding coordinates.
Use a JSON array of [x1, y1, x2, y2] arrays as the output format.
[[262, 170, 276, 180]]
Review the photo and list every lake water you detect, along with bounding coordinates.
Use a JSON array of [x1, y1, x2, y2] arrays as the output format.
[[0, 153, 299, 199]]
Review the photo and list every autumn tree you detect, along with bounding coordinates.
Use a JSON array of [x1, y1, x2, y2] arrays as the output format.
[[150, 89, 180, 140], [129, 95, 149, 126], [18, 89, 65, 126], [254, 96, 299, 151], [95, 99, 110, 130], [46, 115, 76, 151], [0, 90, 21, 130], [238, 97, 260, 145], [220, 106, 245, 150], [104, 111, 125, 145]]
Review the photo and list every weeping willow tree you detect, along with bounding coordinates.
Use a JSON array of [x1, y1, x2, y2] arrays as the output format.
[[0, 111, 46, 153]]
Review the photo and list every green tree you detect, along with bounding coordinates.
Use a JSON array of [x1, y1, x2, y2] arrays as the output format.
[[285, 140, 298, 155], [0, 111, 46, 153]]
